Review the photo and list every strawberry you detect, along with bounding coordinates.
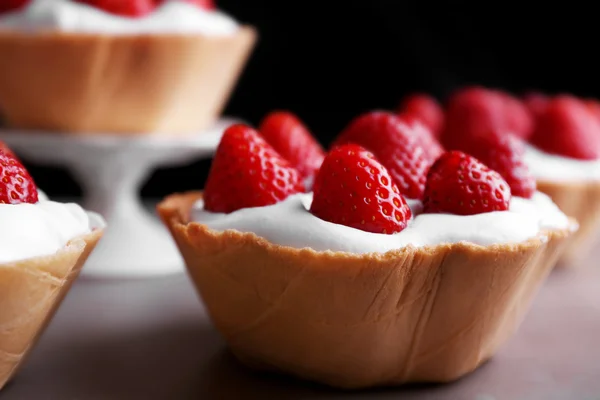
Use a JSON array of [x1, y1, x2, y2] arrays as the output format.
[[0, 140, 17, 160], [153, 0, 215, 9], [204, 124, 304, 213], [0, 0, 28, 13], [310, 144, 412, 234], [258, 111, 325, 182], [76, 0, 155, 17], [398, 93, 444, 137], [333, 111, 441, 199], [497, 90, 534, 139], [0, 149, 38, 205], [460, 132, 536, 198], [529, 95, 600, 160], [398, 113, 445, 160], [442, 87, 507, 150], [443, 87, 532, 150], [584, 99, 600, 123], [523, 92, 549, 117], [423, 151, 511, 215]]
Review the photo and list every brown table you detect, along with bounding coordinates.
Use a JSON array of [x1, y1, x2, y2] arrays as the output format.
[[2, 254, 600, 399]]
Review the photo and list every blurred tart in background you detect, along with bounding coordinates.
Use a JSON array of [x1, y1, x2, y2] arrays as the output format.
[[0, 0, 256, 135]]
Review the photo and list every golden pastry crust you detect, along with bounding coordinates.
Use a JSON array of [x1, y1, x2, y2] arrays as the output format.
[[158, 192, 573, 389], [0, 28, 256, 135], [536, 179, 600, 267], [0, 228, 103, 390]]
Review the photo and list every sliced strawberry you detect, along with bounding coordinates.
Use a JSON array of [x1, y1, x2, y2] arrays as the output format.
[[423, 151, 511, 215], [310, 144, 412, 234], [204, 124, 304, 213], [258, 111, 325, 182], [398, 93, 444, 137], [76, 0, 155, 17], [333, 111, 441, 199], [523, 92, 549, 117], [530, 95, 600, 160], [0, 0, 28, 13], [460, 132, 536, 198], [0, 149, 38, 204]]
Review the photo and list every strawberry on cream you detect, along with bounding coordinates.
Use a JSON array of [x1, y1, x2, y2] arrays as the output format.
[[192, 191, 571, 254], [0, 0, 239, 35]]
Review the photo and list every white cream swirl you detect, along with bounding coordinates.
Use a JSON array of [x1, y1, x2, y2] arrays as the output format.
[[0, 200, 105, 263], [524, 144, 600, 182], [0, 0, 239, 36], [192, 192, 572, 254]]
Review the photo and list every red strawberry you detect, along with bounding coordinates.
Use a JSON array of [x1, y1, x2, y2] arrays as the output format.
[[584, 99, 600, 123], [153, 0, 215, 9], [443, 87, 532, 150], [0, 140, 17, 159], [442, 87, 507, 149], [497, 91, 534, 139], [0, 149, 38, 205], [523, 92, 549, 117], [258, 111, 325, 183], [398, 113, 445, 160], [0, 0, 28, 13], [423, 151, 511, 215], [76, 0, 155, 17], [310, 144, 412, 234], [460, 132, 536, 198], [530, 96, 600, 160], [333, 111, 440, 199], [204, 124, 304, 213], [398, 93, 444, 137]]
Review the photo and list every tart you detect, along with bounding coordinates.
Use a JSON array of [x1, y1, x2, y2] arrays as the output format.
[[442, 88, 600, 267], [0, 143, 104, 389], [524, 96, 600, 266], [0, 0, 256, 135], [533, 180, 600, 266], [158, 121, 574, 388]]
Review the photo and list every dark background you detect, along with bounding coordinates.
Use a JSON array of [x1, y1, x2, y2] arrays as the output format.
[[24, 2, 599, 198]]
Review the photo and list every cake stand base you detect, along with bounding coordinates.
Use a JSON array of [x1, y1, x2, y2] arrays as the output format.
[[0, 119, 236, 278]]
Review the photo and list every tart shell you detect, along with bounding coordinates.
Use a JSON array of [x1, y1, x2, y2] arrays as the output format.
[[0, 228, 103, 390], [0, 28, 256, 135], [536, 179, 600, 267], [158, 192, 573, 389]]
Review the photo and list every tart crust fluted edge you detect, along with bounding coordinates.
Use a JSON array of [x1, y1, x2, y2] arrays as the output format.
[[158, 192, 573, 389], [0, 228, 103, 390], [0, 28, 256, 135], [536, 179, 600, 267]]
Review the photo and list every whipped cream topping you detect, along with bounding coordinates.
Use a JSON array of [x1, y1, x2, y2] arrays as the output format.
[[0, 200, 105, 264], [524, 144, 600, 182], [192, 192, 571, 254], [0, 0, 239, 36]]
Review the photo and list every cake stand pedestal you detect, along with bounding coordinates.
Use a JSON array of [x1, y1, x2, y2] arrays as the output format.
[[0, 119, 236, 278]]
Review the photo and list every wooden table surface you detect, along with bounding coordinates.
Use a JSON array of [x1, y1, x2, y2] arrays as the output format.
[[2, 250, 600, 400]]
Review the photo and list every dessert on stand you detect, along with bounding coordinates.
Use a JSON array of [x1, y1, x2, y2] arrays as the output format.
[[0, 0, 256, 135], [0, 142, 104, 390], [159, 113, 574, 389], [0, 0, 256, 277]]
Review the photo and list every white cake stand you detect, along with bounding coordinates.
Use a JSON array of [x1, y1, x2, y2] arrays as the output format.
[[0, 118, 237, 278]]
